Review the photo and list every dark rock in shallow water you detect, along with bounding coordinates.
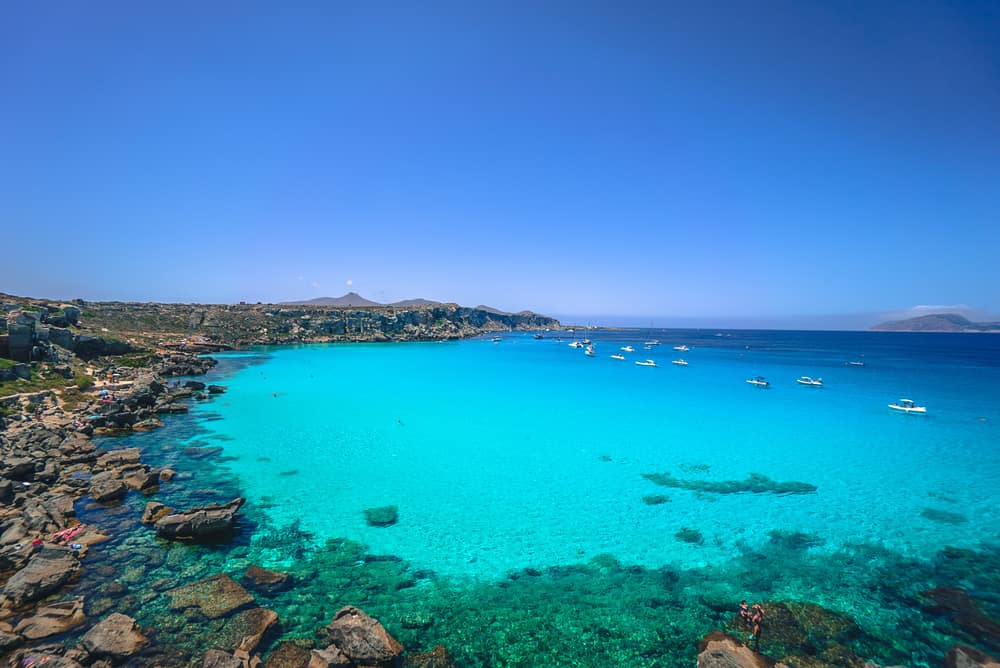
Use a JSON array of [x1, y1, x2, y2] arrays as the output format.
[[364, 505, 398, 527], [183, 446, 224, 460], [153, 497, 245, 540], [216, 606, 279, 653], [208, 384, 227, 394], [141, 501, 172, 524], [642, 471, 817, 495], [80, 612, 148, 660], [263, 640, 312, 668], [675, 527, 704, 544], [642, 494, 670, 505], [243, 564, 291, 594], [921, 587, 1000, 649], [167, 573, 254, 619], [767, 529, 826, 550], [404, 645, 456, 668], [921, 507, 968, 524]]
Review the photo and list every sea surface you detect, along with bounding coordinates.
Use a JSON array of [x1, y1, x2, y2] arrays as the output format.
[[83, 329, 1000, 666]]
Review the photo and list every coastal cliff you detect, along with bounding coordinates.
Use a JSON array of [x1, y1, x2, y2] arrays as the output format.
[[0, 293, 560, 365]]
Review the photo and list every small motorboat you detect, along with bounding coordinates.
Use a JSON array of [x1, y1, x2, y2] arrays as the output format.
[[672, 359, 688, 366], [582, 338, 592, 345], [746, 376, 770, 388], [491, 337, 502, 343], [635, 359, 657, 367], [610, 353, 626, 361], [673, 345, 689, 352], [585, 345, 596, 357], [644, 339, 661, 346], [621, 345, 634, 352], [796, 376, 823, 387], [889, 399, 926, 414], [533, 333, 544, 340], [568, 341, 584, 348], [846, 361, 865, 366]]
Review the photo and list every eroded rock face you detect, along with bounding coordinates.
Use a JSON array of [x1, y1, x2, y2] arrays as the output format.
[[324, 606, 403, 667], [80, 612, 148, 660], [1, 546, 81, 607], [153, 497, 245, 540]]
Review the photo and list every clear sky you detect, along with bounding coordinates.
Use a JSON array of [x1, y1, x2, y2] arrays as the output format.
[[2, 1, 998, 326]]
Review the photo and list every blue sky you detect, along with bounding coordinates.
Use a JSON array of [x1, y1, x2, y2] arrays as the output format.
[[2, 1, 998, 326]]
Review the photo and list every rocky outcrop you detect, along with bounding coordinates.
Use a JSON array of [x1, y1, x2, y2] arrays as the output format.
[[13, 596, 86, 640], [1, 546, 81, 607], [79, 612, 148, 660], [243, 564, 291, 595], [321, 606, 403, 667], [153, 497, 245, 540], [203, 649, 245, 668], [697, 631, 785, 668]]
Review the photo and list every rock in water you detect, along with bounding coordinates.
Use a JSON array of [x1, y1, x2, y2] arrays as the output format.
[[80, 613, 148, 660], [1, 546, 81, 606], [202, 649, 244, 668], [154, 497, 245, 540], [364, 505, 399, 527], [167, 574, 255, 619], [324, 606, 403, 667]]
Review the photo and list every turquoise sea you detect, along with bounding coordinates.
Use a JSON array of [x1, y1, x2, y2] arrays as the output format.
[[81, 330, 1000, 666]]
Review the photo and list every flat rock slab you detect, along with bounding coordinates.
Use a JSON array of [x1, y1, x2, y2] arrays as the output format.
[[167, 574, 254, 619], [1, 546, 81, 607], [14, 596, 86, 639], [80, 612, 148, 660]]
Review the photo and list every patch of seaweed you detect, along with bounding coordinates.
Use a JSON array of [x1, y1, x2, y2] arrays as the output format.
[[642, 494, 670, 505], [641, 471, 817, 495]]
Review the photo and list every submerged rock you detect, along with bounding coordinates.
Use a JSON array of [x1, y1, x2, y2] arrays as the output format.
[[642, 471, 817, 495], [166, 573, 254, 619], [364, 505, 399, 527], [243, 564, 291, 594], [264, 640, 312, 668]]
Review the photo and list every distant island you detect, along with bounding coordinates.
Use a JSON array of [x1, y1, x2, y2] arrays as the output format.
[[871, 313, 1000, 333]]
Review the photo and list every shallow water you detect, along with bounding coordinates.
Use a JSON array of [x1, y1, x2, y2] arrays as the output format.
[[79, 330, 1000, 665]]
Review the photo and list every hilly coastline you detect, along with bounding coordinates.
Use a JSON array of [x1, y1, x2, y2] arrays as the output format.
[[872, 313, 1000, 333]]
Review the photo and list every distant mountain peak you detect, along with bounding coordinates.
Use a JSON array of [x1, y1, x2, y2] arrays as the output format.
[[280, 292, 380, 307]]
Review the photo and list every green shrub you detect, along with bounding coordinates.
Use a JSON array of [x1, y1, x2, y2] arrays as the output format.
[[75, 375, 95, 390]]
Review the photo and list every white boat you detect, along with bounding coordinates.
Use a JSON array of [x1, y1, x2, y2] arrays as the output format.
[[568, 341, 584, 348], [846, 361, 865, 366], [746, 376, 770, 388], [610, 353, 625, 361], [585, 345, 596, 357], [621, 345, 634, 352], [672, 359, 688, 366], [491, 337, 502, 343], [796, 376, 823, 387], [889, 398, 926, 414], [673, 345, 689, 352], [644, 340, 661, 346], [582, 338, 592, 345], [635, 359, 657, 367]]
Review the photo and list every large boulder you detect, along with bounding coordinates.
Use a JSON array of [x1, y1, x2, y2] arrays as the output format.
[[1, 546, 81, 607], [154, 497, 245, 540], [166, 574, 254, 619], [203, 649, 244, 668], [243, 564, 291, 595], [88, 470, 127, 503], [80, 612, 148, 660], [324, 606, 403, 667]]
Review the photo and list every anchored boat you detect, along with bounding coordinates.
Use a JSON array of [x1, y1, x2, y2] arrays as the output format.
[[889, 399, 926, 414], [796, 376, 823, 387], [746, 376, 770, 388]]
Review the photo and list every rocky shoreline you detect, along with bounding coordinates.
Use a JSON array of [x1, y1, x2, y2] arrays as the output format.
[[2, 298, 999, 667]]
